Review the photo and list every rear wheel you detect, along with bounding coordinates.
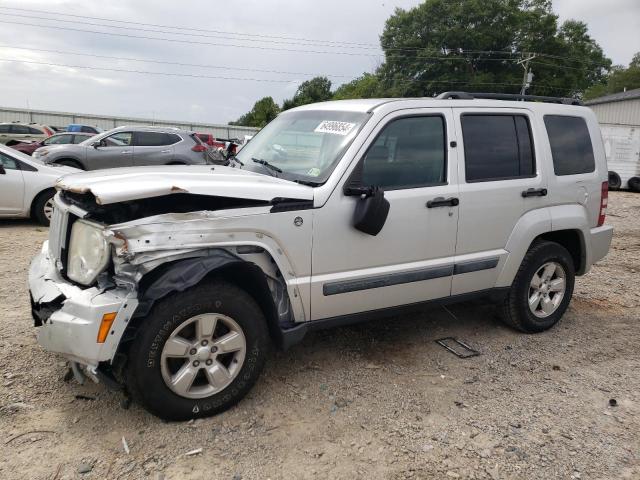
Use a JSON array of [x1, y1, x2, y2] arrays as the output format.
[[125, 280, 269, 421], [629, 176, 640, 193], [501, 241, 575, 333], [32, 190, 56, 226], [608, 171, 622, 190]]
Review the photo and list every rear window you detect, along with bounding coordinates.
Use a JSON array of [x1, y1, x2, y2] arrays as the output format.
[[0, 125, 9, 133], [544, 115, 595, 176], [28, 126, 43, 134], [462, 114, 535, 182], [135, 132, 181, 146]]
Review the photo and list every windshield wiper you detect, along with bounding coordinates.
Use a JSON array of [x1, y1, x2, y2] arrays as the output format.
[[228, 154, 244, 167], [252, 157, 282, 177]]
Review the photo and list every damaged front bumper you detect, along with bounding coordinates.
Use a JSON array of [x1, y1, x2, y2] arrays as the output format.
[[29, 241, 139, 368]]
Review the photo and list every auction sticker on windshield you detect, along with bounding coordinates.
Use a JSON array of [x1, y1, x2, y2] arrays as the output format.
[[315, 121, 356, 136]]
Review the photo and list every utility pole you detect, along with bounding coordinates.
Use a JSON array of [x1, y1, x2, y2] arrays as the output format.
[[517, 54, 536, 95]]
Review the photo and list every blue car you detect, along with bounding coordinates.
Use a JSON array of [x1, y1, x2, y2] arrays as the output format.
[[67, 124, 102, 134]]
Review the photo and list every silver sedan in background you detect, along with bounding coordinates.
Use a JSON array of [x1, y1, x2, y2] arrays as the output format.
[[33, 126, 211, 170]]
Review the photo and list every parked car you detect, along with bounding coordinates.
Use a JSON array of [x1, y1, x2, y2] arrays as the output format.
[[0, 122, 55, 145], [67, 124, 102, 134], [0, 144, 79, 225], [33, 126, 210, 170], [10, 132, 95, 156], [29, 92, 613, 421]]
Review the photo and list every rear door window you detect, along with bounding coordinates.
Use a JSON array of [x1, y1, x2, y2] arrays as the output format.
[[461, 114, 535, 182], [135, 132, 180, 146], [544, 115, 595, 176]]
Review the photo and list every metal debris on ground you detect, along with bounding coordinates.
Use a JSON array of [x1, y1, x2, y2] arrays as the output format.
[[184, 448, 203, 456], [122, 436, 130, 454], [435, 337, 480, 358]]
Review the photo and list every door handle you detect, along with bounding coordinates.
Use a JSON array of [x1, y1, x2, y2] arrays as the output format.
[[160, 149, 171, 153], [427, 197, 459, 208], [121, 150, 131, 155], [521, 188, 547, 198]]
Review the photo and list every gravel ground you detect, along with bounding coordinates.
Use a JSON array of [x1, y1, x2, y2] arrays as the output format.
[[0, 191, 638, 480]]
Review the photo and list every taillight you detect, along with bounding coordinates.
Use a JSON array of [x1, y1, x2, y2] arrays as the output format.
[[191, 144, 208, 152], [597, 181, 608, 227], [43, 127, 54, 137]]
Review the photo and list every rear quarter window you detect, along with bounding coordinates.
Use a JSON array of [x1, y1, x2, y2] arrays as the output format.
[[544, 115, 595, 176]]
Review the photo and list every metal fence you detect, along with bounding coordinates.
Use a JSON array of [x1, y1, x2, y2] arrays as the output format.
[[0, 106, 259, 139]]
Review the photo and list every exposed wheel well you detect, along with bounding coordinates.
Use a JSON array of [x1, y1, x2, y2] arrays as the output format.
[[534, 230, 584, 274], [55, 158, 84, 169], [166, 161, 186, 165]]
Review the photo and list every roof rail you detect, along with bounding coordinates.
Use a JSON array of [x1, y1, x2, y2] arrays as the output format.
[[437, 91, 583, 106]]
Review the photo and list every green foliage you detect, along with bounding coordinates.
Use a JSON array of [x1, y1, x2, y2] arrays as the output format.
[[332, 73, 383, 100], [376, 0, 611, 98], [584, 53, 640, 100], [232, 0, 613, 124], [282, 76, 333, 110], [230, 96, 280, 128]]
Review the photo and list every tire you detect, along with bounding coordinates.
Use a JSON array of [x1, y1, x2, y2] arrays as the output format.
[[501, 241, 575, 333], [125, 280, 269, 421], [608, 171, 622, 190], [32, 190, 56, 226], [56, 159, 84, 169], [629, 176, 640, 193]]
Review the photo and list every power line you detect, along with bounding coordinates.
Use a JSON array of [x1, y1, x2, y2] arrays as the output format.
[[0, 57, 298, 83], [0, 6, 607, 68], [0, 5, 379, 48], [0, 44, 357, 78], [0, 15, 601, 68], [0, 57, 567, 94], [0, 12, 379, 50]]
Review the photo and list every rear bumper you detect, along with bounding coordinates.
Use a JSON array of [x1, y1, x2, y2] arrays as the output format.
[[28, 241, 138, 367], [589, 225, 613, 266]]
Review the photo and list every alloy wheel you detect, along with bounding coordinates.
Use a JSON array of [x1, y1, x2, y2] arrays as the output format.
[[160, 313, 247, 399]]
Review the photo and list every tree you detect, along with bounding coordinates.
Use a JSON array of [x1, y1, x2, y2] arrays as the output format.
[[332, 73, 383, 100], [376, 0, 611, 98], [230, 96, 280, 128], [584, 52, 640, 100], [282, 76, 333, 110]]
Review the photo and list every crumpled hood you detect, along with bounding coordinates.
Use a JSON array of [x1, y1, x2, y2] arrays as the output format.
[[56, 164, 314, 205]]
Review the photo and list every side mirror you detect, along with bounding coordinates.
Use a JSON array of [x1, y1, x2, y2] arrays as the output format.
[[345, 185, 390, 236], [0, 164, 5, 175]]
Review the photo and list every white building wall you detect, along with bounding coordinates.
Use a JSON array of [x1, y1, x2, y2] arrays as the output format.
[[0, 106, 259, 138], [589, 98, 640, 126]]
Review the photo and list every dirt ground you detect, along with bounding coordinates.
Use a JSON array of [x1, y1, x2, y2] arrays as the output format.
[[0, 191, 638, 480]]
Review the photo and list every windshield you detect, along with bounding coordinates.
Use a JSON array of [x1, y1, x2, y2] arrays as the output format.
[[236, 110, 370, 184]]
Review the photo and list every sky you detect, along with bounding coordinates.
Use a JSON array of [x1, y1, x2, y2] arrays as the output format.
[[0, 0, 638, 125]]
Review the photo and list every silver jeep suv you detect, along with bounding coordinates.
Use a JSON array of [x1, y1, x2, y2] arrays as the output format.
[[32, 125, 209, 170], [28, 92, 613, 420]]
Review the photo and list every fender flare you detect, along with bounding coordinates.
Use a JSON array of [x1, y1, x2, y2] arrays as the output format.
[[130, 249, 287, 349]]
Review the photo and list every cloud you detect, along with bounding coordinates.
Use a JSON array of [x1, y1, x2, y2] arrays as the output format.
[[0, 0, 634, 125]]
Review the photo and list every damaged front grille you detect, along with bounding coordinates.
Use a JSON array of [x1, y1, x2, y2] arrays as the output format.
[[47, 205, 67, 269]]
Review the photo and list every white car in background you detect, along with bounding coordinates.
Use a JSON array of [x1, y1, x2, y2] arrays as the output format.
[[0, 144, 79, 225]]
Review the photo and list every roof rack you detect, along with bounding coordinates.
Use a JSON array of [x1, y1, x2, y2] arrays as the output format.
[[437, 91, 583, 106]]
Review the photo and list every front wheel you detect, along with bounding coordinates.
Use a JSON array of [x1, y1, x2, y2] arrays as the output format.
[[32, 190, 56, 226], [125, 281, 269, 421], [501, 241, 575, 333]]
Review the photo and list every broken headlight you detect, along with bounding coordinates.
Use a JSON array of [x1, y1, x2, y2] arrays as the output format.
[[67, 220, 110, 286]]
